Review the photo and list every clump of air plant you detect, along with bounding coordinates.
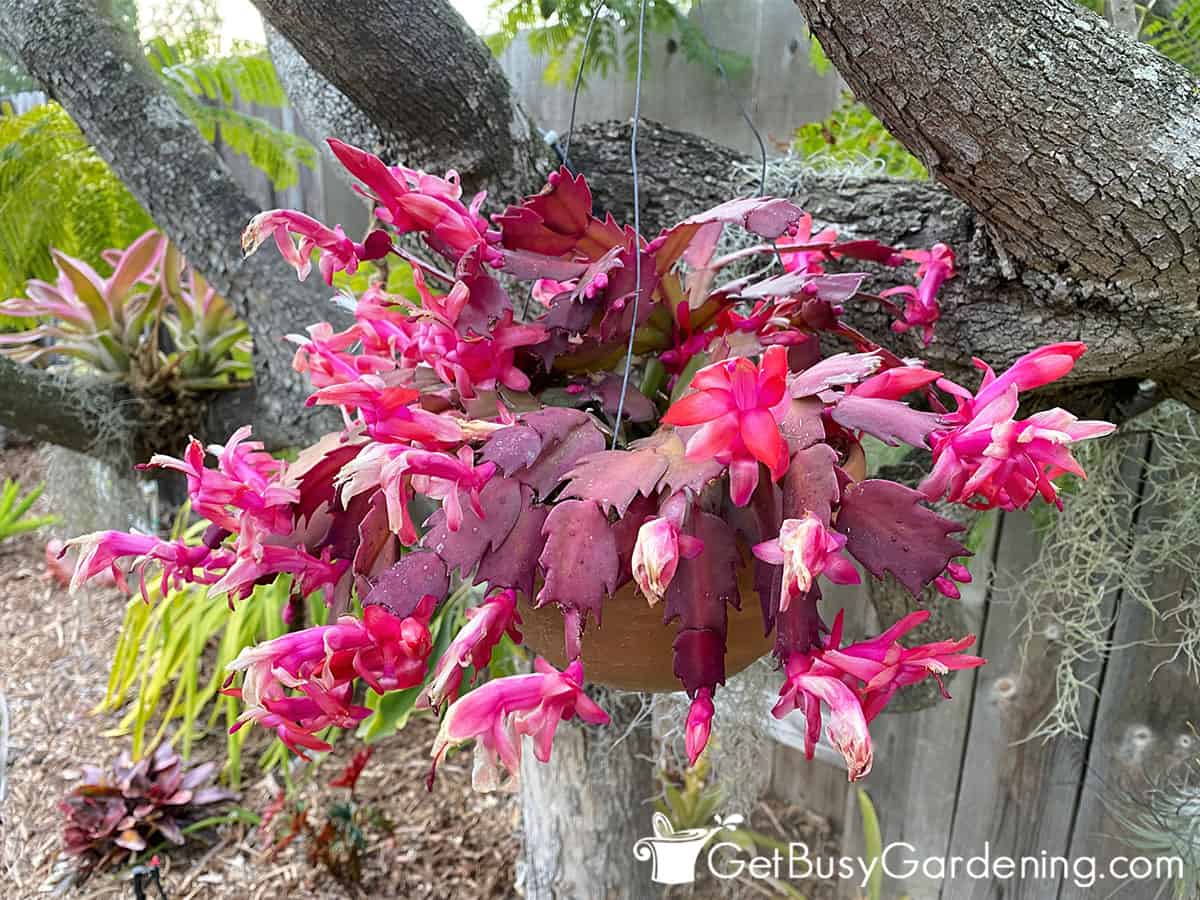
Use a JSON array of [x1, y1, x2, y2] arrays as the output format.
[[59, 741, 233, 873]]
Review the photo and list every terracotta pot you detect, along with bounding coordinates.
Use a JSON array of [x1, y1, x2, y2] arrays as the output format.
[[519, 562, 774, 693]]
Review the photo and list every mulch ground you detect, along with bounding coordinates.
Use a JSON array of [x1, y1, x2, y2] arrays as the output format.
[[0, 441, 835, 900]]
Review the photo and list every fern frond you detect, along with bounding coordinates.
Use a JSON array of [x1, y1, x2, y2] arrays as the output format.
[[1145, 0, 1200, 75]]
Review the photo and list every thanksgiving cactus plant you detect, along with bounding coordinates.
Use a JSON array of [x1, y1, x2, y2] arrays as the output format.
[[68, 139, 1114, 788]]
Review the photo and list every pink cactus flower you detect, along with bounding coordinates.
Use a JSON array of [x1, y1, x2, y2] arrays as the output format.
[[242, 209, 391, 285], [66, 531, 232, 600], [424, 589, 523, 710], [226, 599, 436, 757], [429, 658, 609, 792], [816, 610, 985, 721], [631, 515, 704, 605], [752, 514, 860, 611], [662, 345, 792, 506], [779, 213, 838, 275], [308, 377, 464, 446], [775, 668, 875, 780], [921, 344, 1115, 510], [880, 243, 955, 345], [208, 543, 350, 602], [144, 427, 297, 534], [326, 139, 500, 264], [685, 688, 715, 767]]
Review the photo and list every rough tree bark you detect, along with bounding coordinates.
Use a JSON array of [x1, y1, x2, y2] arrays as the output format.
[[0, 0, 336, 449], [518, 691, 654, 900]]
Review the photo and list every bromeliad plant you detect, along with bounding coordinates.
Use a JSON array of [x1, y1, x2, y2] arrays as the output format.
[[69, 140, 1114, 788], [0, 230, 251, 393]]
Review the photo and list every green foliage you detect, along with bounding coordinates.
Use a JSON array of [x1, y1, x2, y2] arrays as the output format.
[[1145, 0, 1200, 75], [794, 94, 927, 180], [857, 789, 884, 900], [486, 0, 748, 86], [0, 479, 57, 542], [98, 568, 315, 785], [0, 103, 154, 303], [146, 38, 316, 190]]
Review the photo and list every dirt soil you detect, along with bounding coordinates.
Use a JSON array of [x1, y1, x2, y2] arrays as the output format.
[[0, 442, 836, 900]]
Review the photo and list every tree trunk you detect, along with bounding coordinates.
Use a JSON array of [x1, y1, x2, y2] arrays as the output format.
[[519, 689, 656, 900]]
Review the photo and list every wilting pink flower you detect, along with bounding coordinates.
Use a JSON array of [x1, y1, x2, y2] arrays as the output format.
[[685, 688, 715, 767], [752, 515, 860, 611], [424, 589, 523, 710], [327, 139, 500, 264], [631, 515, 703, 605], [881, 243, 955, 345], [773, 609, 984, 780], [66, 531, 232, 600], [662, 345, 792, 506], [921, 344, 1115, 510], [226, 599, 436, 757], [144, 427, 297, 534], [242, 209, 391, 285], [816, 610, 985, 721], [209, 543, 350, 603], [308, 376, 464, 446], [429, 658, 609, 792], [774, 667, 874, 780]]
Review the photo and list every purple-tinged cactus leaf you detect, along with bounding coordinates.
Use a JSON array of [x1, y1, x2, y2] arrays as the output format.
[[781, 444, 840, 524], [480, 425, 543, 475], [633, 430, 725, 497], [520, 406, 593, 447], [672, 628, 727, 695], [495, 166, 596, 256], [834, 480, 968, 597], [475, 486, 549, 600], [831, 395, 942, 448], [561, 447, 668, 516], [364, 550, 449, 618], [518, 411, 606, 498], [353, 492, 400, 579], [663, 512, 742, 626], [537, 499, 620, 659], [593, 375, 656, 422], [497, 249, 588, 281], [778, 396, 826, 451], [789, 352, 883, 398], [423, 478, 523, 576], [656, 197, 803, 273], [289, 432, 366, 523], [773, 585, 825, 658]]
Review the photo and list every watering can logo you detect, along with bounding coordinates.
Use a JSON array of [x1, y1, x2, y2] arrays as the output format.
[[632, 811, 744, 884]]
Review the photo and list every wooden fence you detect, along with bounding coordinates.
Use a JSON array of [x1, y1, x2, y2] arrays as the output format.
[[766, 438, 1196, 899]]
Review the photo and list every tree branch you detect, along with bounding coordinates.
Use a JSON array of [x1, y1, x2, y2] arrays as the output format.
[[794, 0, 1200, 291], [0, 0, 336, 447], [251, 0, 553, 197]]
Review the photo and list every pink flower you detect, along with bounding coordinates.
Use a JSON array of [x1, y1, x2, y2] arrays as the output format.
[[66, 531, 233, 600], [752, 515, 860, 611], [816, 610, 985, 721], [226, 600, 436, 757], [772, 609, 984, 780], [429, 658, 609, 792], [208, 543, 349, 603], [631, 515, 703, 605], [288, 322, 395, 389], [685, 688, 715, 768], [308, 377, 464, 446], [144, 427, 297, 534], [880, 243, 955, 345], [242, 209, 391, 285], [921, 344, 1115, 510], [662, 345, 792, 506], [327, 139, 499, 264], [424, 589, 523, 710], [779, 213, 838, 275]]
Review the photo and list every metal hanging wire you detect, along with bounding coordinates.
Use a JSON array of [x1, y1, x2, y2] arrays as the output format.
[[609, 0, 650, 449], [561, 2, 606, 173]]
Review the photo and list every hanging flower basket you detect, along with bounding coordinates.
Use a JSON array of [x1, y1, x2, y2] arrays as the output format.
[[68, 140, 1114, 790]]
